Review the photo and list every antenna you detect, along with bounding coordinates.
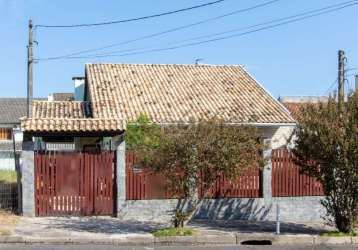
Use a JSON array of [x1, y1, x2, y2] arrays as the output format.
[[195, 58, 204, 65]]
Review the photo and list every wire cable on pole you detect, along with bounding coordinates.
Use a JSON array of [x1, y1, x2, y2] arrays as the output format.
[[36, 0, 281, 60], [324, 78, 338, 95], [35, 0, 226, 28]]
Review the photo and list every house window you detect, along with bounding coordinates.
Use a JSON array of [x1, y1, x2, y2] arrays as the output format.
[[0, 128, 12, 140]]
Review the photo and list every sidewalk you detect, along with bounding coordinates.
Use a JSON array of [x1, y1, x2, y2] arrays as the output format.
[[0, 216, 355, 246]]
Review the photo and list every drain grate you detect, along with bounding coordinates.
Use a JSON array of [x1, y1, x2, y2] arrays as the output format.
[[241, 240, 272, 245]]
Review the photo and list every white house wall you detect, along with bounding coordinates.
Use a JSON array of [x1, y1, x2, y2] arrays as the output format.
[[260, 125, 296, 149]]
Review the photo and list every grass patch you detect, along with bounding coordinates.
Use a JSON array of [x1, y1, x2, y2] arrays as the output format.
[[321, 231, 358, 237], [0, 170, 17, 184], [0, 211, 19, 237], [0, 211, 19, 225], [153, 227, 196, 237]]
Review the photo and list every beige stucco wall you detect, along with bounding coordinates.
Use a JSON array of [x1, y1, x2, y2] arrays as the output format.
[[260, 125, 296, 149]]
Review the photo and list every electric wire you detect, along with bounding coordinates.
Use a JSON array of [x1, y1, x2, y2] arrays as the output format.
[[35, 0, 226, 28]]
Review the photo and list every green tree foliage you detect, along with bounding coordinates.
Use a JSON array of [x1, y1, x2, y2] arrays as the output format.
[[125, 113, 161, 151], [293, 92, 358, 233], [126, 116, 264, 226]]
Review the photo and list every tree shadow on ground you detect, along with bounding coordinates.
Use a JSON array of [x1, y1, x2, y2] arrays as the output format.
[[16, 217, 168, 235]]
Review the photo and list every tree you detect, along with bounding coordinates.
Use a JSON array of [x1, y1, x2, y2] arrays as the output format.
[[126, 115, 264, 227], [293, 92, 358, 233]]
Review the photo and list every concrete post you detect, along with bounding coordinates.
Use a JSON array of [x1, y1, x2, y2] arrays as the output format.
[[21, 140, 35, 216], [115, 136, 126, 218], [262, 139, 272, 200]]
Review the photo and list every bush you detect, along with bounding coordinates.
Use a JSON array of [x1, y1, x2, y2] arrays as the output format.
[[294, 93, 358, 233]]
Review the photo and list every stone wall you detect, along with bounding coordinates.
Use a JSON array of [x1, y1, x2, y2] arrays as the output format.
[[117, 196, 325, 223]]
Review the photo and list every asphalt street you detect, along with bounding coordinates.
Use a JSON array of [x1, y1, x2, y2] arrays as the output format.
[[0, 244, 356, 250]]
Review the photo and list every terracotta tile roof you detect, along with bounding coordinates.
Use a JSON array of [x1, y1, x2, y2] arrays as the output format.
[[21, 118, 124, 132], [22, 101, 122, 132], [86, 64, 295, 124], [32, 101, 92, 119]]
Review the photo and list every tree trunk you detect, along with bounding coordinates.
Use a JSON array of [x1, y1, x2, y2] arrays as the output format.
[[336, 215, 353, 233]]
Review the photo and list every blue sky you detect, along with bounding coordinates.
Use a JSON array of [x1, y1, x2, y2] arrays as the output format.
[[0, 0, 357, 98]]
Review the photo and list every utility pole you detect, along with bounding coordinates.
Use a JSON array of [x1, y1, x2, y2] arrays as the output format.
[[337, 50, 345, 111], [27, 19, 33, 118]]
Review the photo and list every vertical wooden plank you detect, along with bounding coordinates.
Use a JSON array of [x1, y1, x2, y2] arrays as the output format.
[[40, 152, 45, 215], [277, 150, 281, 197], [125, 154, 129, 200], [271, 150, 275, 197]]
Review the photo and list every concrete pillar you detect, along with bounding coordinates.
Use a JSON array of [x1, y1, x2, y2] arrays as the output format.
[[21, 141, 35, 216], [115, 136, 126, 218], [262, 139, 272, 200]]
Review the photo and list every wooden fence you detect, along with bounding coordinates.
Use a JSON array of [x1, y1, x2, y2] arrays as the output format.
[[272, 149, 324, 197], [126, 151, 262, 200], [126, 152, 172, 200], [198, 168, 262, 198]]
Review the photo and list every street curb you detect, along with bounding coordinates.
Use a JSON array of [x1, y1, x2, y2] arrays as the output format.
[[0, 235, 357, 246], [155, 235, 236, 246], [0, 236, 24, 243]]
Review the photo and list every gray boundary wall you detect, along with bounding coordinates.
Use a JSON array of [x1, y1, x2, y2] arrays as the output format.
[[117, 197, 325, 222], [21, 141, 35, 216]]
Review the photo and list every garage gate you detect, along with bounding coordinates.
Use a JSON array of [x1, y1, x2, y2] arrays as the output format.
[[34, 151, 115, 216]]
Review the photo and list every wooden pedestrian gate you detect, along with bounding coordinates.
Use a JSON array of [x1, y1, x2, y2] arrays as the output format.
[[34, 151, 115, 216]]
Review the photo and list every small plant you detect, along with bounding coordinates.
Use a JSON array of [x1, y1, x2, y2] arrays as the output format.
[[153, 227, 195, 237]]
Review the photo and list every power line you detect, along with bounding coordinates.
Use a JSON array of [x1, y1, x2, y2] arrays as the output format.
[[324, 78, 338, 95], [39, 0, 358, 61], [37, 0, 281, 60], [35, 0, 226, 28], [346, 66, 358, 72], [81, 0, 358, 59]]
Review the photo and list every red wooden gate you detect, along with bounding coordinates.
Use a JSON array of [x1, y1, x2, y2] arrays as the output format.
[[34, 151, 115, 216]]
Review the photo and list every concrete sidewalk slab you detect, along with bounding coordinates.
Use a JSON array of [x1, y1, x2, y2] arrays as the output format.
[[5, 216, 357, 247], [14, 216, 167, 238], [314, 236, 352, 245]]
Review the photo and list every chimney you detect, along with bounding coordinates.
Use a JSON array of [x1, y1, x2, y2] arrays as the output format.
[[48, 94, 54, 101], [73, 77, 85, 101]]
